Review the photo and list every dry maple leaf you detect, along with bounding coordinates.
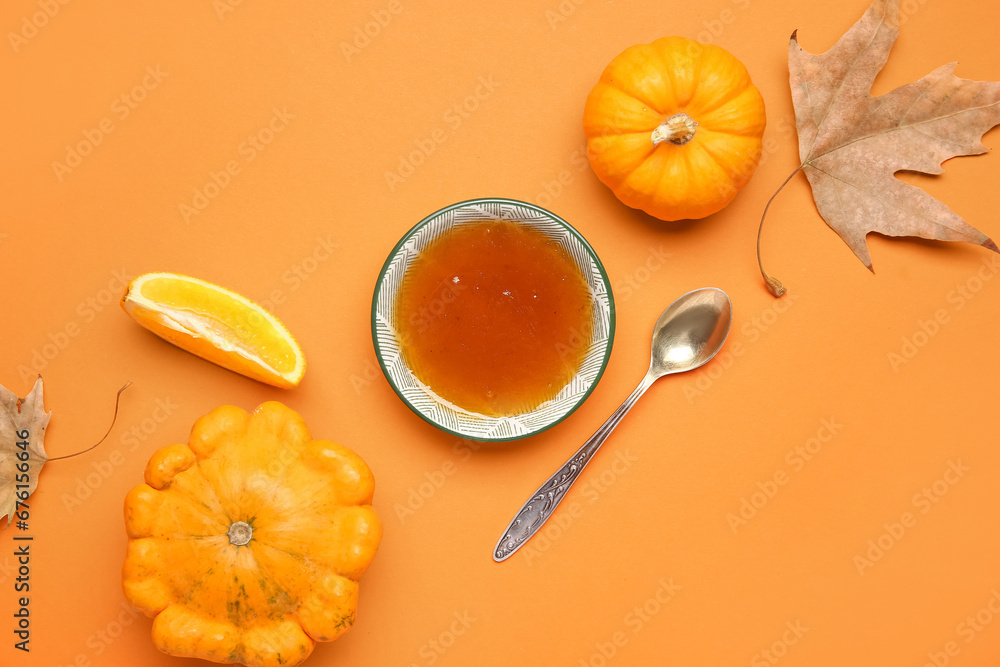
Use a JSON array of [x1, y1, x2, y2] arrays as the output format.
[[0, 377, 50, 526], [0, 377, 130, 527], [758, 0, 1000, 296]]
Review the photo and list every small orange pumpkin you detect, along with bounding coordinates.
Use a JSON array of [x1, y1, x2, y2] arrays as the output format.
[[583, 37, 766, 221], [122, 402, 382, 667]]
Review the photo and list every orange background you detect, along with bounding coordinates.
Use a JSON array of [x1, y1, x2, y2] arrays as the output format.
[[2, 0, 1000, 666]]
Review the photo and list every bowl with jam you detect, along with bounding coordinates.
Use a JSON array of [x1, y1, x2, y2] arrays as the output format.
[[372, 198, 615, 441]]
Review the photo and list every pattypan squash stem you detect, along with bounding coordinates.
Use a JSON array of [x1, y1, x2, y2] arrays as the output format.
[[227, 521, 253, 546]]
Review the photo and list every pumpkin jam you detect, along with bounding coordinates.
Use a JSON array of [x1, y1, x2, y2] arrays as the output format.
[[394, 221, 594, 417]]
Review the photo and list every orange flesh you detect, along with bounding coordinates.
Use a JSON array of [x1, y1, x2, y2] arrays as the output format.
[[137, 278, 299, 376], [394, 221, 594, 416]]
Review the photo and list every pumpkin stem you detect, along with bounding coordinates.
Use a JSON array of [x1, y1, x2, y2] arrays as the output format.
[[756, 165, 805, 298], [651, 113, 698, 146], [228, 521, 253, 546]]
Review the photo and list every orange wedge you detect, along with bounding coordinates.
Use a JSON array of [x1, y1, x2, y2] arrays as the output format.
[[121, 272, 305, 389]]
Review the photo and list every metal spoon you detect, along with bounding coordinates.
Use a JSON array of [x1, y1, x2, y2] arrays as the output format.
[[493, 287, 733, 562]]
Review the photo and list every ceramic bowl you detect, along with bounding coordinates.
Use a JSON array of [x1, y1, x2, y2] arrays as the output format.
[[371, 197, 614, 441]]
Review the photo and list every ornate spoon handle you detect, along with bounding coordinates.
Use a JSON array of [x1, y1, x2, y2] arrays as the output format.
[[493, 372, 656, 562]]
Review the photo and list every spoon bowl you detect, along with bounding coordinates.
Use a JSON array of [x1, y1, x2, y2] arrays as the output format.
[[494, 287, 732, 562], [650, 288, 732, 375]]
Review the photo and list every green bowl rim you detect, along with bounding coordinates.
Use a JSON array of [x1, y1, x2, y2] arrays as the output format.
[[370, 197, 617, 442]]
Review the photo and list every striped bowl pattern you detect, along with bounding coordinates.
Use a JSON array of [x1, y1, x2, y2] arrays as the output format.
[[371, 198, 615, 442]]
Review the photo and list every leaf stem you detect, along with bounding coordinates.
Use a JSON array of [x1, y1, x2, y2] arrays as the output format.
[[48, 381, 133, 462], [757, 165, 804, 297]]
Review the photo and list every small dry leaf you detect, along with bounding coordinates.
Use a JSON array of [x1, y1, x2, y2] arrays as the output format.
[[790, 0, 1000, 269], [0, 377, 50, 526]]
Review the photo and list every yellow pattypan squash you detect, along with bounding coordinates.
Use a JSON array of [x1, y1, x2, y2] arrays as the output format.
[[584, 36, 767, 221], [122, 402, 382, 667]]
